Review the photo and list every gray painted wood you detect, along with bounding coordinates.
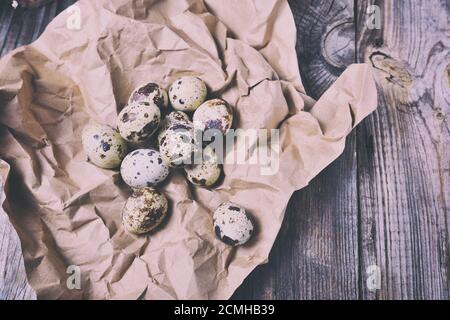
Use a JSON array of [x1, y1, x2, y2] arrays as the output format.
[[0, 178, 36, 300], [0, 0, 448, 300], [356, 0, 450, 299]]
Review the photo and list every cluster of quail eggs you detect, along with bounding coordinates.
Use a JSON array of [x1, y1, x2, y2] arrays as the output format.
[[81, 76, 254, 246]]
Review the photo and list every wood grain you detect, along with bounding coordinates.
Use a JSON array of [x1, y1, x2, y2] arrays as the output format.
[[356, 0, 450, 299], [0, 180, 36, 300], [0, 0, 449, 300]]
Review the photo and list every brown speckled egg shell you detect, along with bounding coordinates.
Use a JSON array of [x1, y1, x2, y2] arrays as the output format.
[[193, 98, 233, 135], [122, 188, 168, 234], [128, 82, 169, 113], [81, 123, 128, 169], [213, 202, 254, 246], [117, 101, 161, 145]]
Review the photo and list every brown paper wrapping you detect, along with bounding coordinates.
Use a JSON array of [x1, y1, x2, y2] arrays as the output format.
[[0, 0, 377, 299]]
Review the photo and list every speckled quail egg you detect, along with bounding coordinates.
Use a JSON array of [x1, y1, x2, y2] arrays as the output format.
[[184, 146, 222, 187], [82, 123, 128, 169], [159, 121, 196, 167], [122, 188, 168, 234], [128, 82, 169, 113], [157, 111, 191, 146], [169, 76, 207, 111], [213, 202, 254, 246], [165, 110, 191, 125], [117, 101, 161, 145], [193, 99, 233, 135], [120, 149, 169, 188]]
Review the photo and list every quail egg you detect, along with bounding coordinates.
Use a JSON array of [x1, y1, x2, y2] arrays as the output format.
[[120, 149, 169, 188], [122, 188, 168, 234], [193, 99, 233, 135], [213, 202, 254, 246], [159, 121, 196, 167], [128, 82, 169, 113], [82, 123, 128, 169], [117, 101, 161, 145], [157, 111, 191, 146], [165, 110, 191, 125], [169, 76, 207, 111], [184, 146, 222, 187]]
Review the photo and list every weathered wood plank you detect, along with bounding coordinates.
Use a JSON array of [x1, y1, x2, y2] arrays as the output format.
[[292, 0, 356, 98], [233, 0, 360, 299], [356, 0, 450, 299], [0, 180, 36, 300]]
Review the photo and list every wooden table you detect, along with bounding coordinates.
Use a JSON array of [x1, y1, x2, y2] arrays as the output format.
[[0, 0, 449, 300]]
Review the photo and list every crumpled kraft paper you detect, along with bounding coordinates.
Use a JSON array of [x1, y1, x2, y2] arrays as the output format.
[[0, 0, 377, 299]]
